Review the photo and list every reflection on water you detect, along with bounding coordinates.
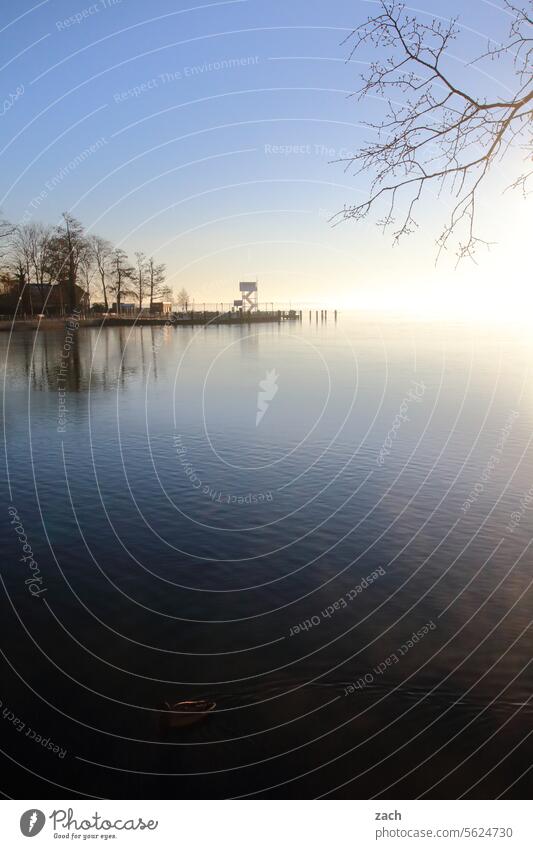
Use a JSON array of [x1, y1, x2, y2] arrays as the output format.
[[1, 314, 533, 799]]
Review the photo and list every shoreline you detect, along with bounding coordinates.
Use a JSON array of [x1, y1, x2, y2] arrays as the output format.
[[0, 311, 301, 332]]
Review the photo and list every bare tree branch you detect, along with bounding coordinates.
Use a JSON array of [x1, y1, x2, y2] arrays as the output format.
[[336, 0, 533, 263]]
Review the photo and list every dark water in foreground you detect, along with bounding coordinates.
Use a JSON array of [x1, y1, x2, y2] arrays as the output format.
[[1, 314, 533, 799]]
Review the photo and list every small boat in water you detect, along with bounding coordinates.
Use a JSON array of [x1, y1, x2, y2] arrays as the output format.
[[156, 699, 216, 730]]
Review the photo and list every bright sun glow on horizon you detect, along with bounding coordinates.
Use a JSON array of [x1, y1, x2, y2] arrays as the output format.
[[163, 154, 532, 319]]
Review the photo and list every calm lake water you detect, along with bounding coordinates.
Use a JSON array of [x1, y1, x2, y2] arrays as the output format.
[[1, 314, 533, 799]]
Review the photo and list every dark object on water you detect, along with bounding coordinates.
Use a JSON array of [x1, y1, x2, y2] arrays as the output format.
[[156, 699, 216, 731]]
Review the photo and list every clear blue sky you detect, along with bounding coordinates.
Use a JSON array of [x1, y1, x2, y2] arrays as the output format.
[[0, 0, 527, 311]]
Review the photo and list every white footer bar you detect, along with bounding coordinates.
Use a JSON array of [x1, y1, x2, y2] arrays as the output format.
[[1, 800, 531, 847]]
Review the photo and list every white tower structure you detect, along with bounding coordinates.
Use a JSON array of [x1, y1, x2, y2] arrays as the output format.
[[239, 281, 258, 312]]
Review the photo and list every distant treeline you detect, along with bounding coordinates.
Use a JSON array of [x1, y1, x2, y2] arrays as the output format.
[[0, 212, 187, 317]]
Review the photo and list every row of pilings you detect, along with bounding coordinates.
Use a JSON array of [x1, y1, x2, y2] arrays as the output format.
[[306, 309, 338, 322]]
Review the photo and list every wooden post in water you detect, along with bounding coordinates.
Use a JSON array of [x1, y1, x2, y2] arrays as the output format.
[[334, 310, 338, 322]]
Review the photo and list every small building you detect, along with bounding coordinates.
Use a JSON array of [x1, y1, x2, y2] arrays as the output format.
[[31, 282, 88, 314], [112, 302, 136, 315], [150, 301, 173, 315], [0, 279, 88, 316]]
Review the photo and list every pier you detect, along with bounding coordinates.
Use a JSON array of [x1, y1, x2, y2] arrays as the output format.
[[0, 308, 338, 332]]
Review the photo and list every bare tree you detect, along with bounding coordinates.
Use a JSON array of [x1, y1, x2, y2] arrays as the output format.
[[29, 223, 54, 312], [50, 213, 88, 311], [134, 251, 148, 313], [89, 235, 113, 311], [9, 223, 51, 314], [176, 287, 190, 310], [12, 260, 28, 311], [78, 248, 98, 312], [0, 213, 14, 262], [338, 1, 533, 262], [5, 256, 30, 315], [63, 213, 85, 311], [10, 225, 34, 309], [147, 257, 169, 312], [109, 249, 134, 315]]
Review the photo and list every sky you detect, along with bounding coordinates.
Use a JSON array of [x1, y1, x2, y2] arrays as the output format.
[[0, 0, 531, 316]]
